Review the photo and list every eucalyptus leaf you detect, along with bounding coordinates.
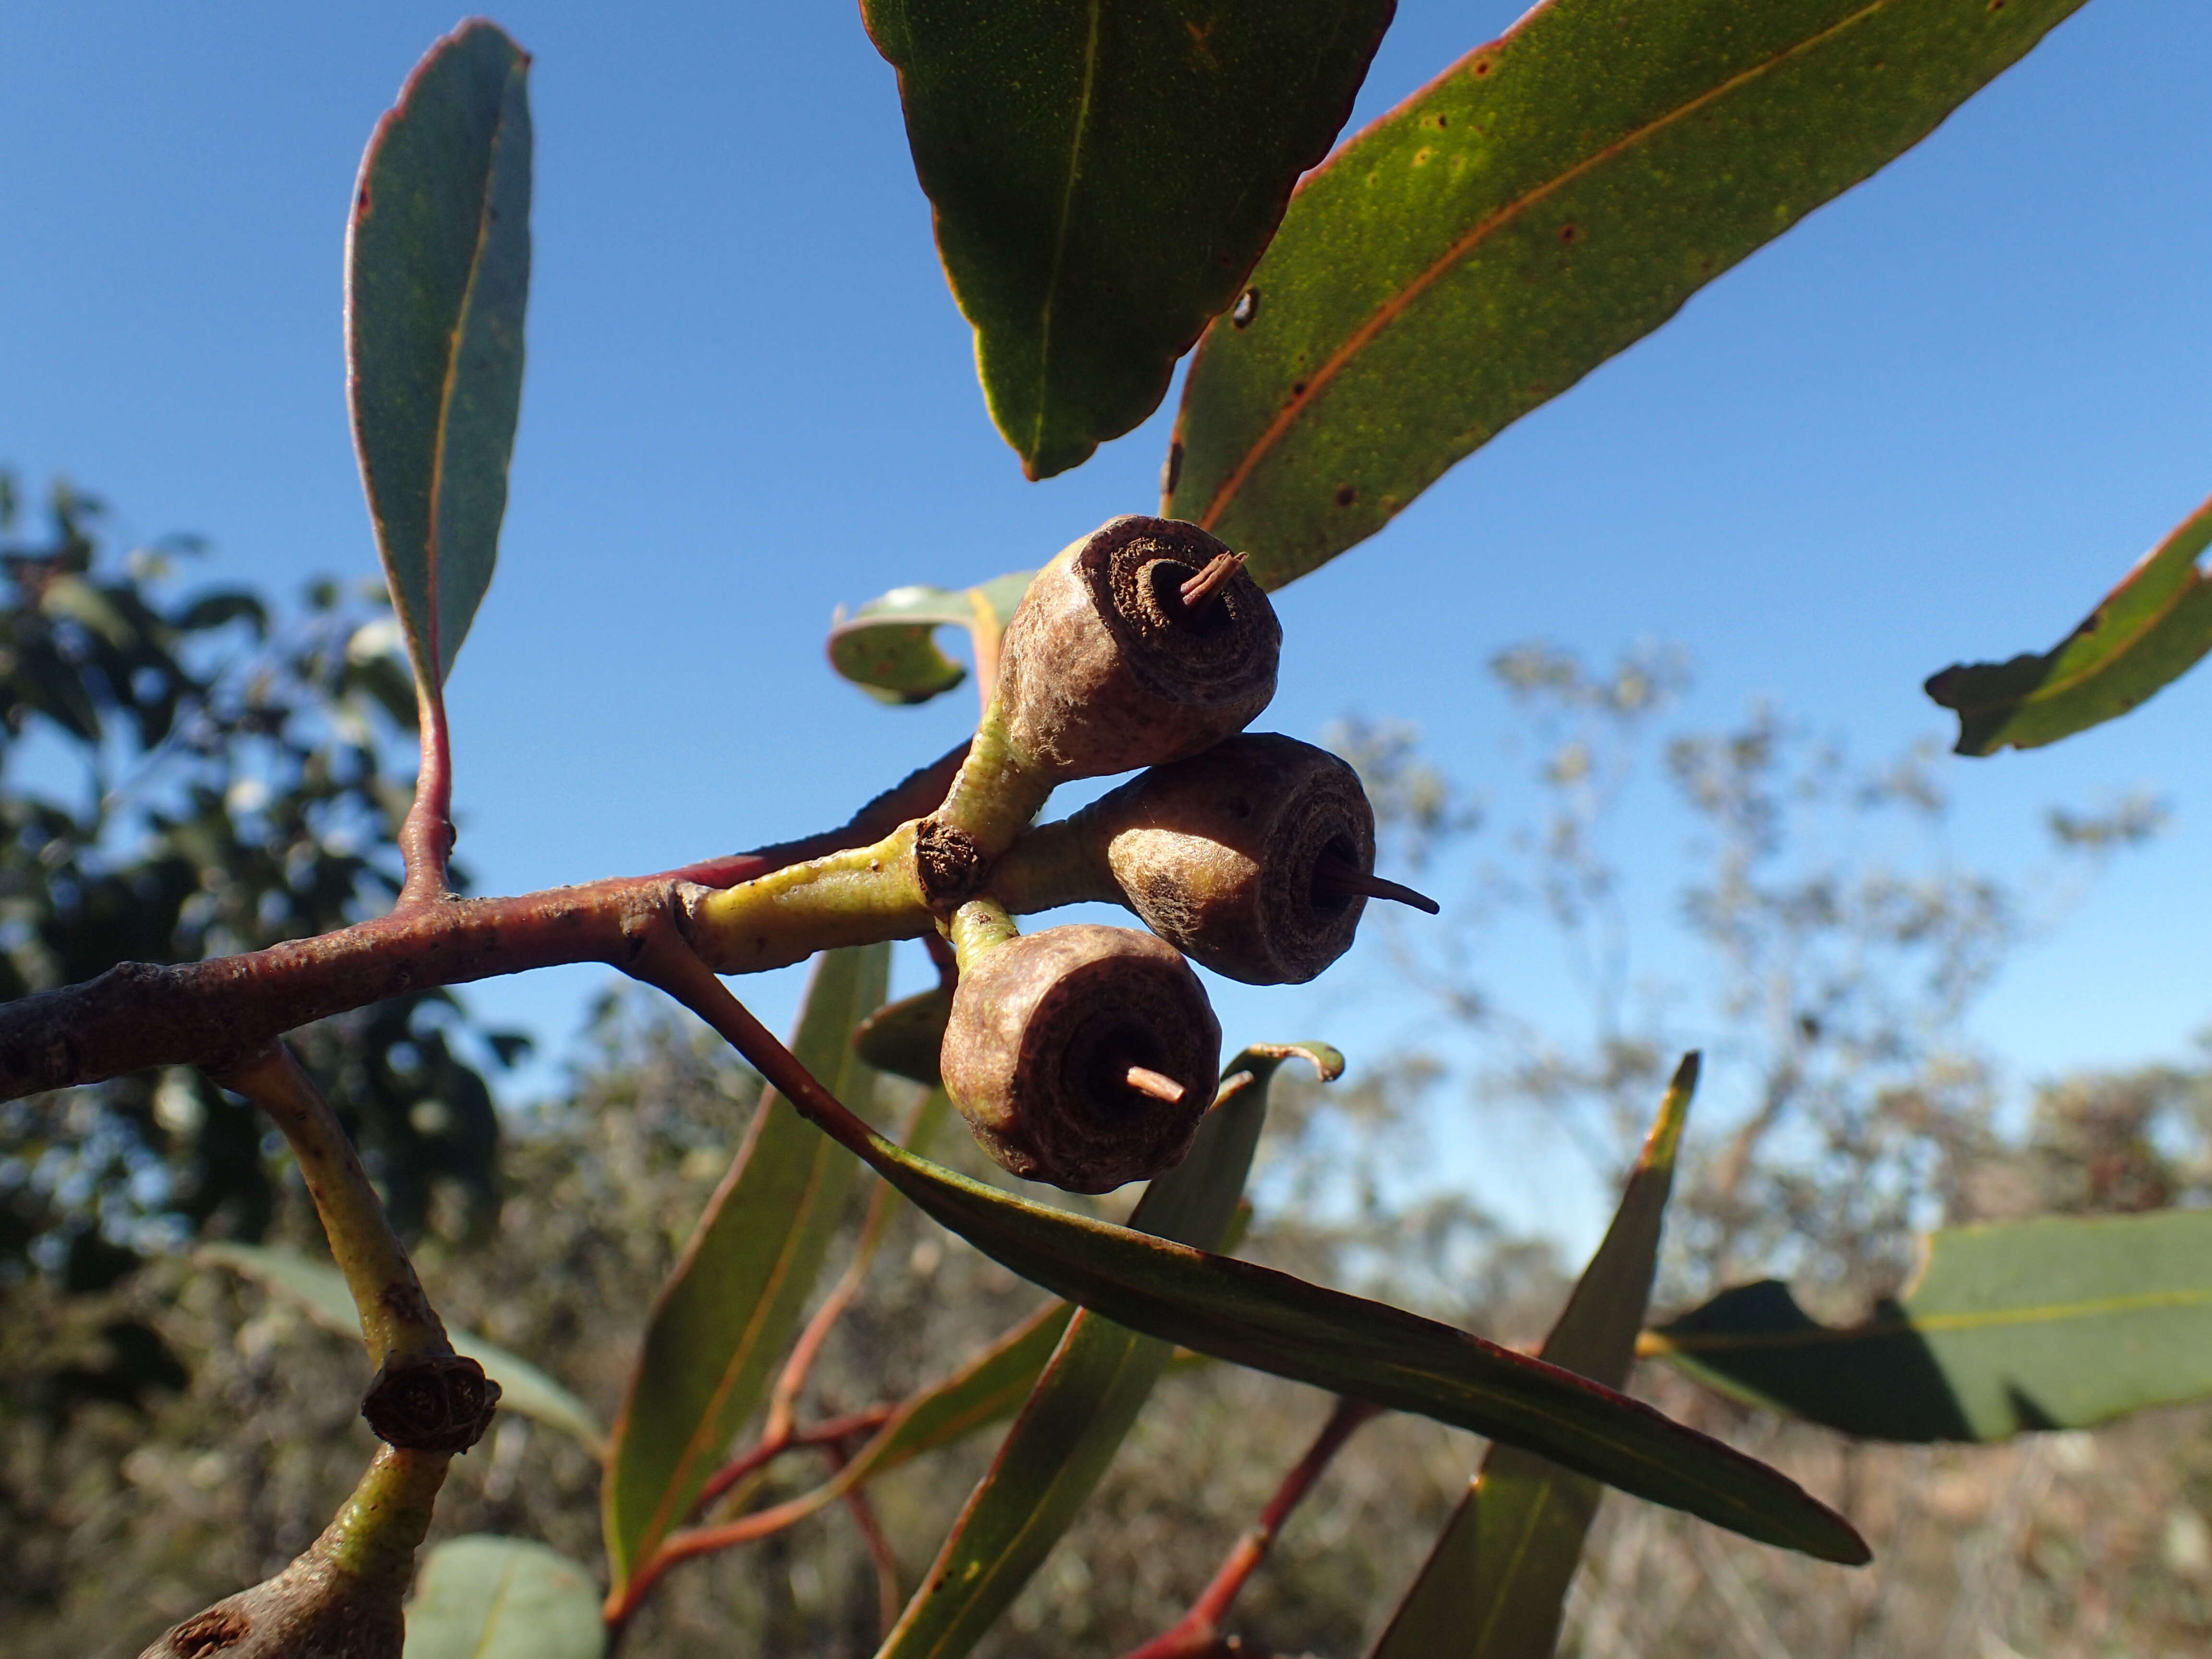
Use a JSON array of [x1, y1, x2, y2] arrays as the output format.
[[348, 20, 532, 696], [1927, 490, 2212, 754], [601, 945, 888, 1598], [836, 1082, 1865, 1563], [854, 983, 955, 1086], [1371, 1055, 1697, 1659], [1167, 0, 2088, 588], [828, 574, 1033, 706], [1647, 1208, 2212, 1442], [864, 0, 1394, 479], [879, 1044, 1340, 1659], [402, 1535, 604, 1659]]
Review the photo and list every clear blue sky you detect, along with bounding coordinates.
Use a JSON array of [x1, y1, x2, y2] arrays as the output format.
[[4, 3, 2207, 1247]]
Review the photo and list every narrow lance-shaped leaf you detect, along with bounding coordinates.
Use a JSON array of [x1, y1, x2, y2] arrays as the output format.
[[1646, 1208, 2212, 1442], [835, 1100, 1864, 1563], [1166, 0, 2089, 588], [1927, 490, 2212, 755], [828, 572, 1033, 707], [402, 1536, 605, 1659], [879, 1044, 1342, 1659], [1371, 1054, 1698, 1659], [348, 19, 532, 697], [602, 945, 889, 1597], [197, 1242, 606, 1458], [863, 0, 1396, 480], [738, 1202, 1260, 1521]]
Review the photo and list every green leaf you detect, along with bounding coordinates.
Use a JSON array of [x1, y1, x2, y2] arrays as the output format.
[[863, 0, 1395, 480], [880, 1044, 1341, 1659], [402, 1536, 605, 1659], [841, 1080, 1864, 1564], [1926, 490, 2212, 755], [1167, 0, 2089, 588], [848, 1300, 1079, 1482], [601, 945, 889, 1597], [195, 1242, 605, 1458], [348, 20, 532, 696], [1370, 1054, 1697, 1659], [828, 574, 1032, 707], [1647, 1208, 2212, 1442], [854, 983, 957, 1085]]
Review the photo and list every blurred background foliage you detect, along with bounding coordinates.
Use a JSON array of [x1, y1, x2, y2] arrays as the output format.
[[4, 482, 2208, 1656]]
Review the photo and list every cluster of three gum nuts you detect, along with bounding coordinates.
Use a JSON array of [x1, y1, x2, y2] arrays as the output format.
[[908, 516, 1425, 1196]]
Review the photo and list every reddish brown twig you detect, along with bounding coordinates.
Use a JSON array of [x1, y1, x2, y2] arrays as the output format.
[[763, 1082, 943, 1448], [1119, 1397, 1381, 1659], [688, 1405, 895, 1521], [0, 745, 970, 1104], [395, 690, 457, 906], [826, 1441, 902, 1635]]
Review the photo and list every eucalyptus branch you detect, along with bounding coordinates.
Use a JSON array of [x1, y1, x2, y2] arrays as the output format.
[[395, 688, 457, 907], [206, 1041, 499, 1456], [689, 1405, 896, 1521], [207, 1043, 452, 1370], [140, 1445, 452, 1659], [1119, 1397, 1381, 1659], [0, 742, 997, 1102], [829, 1441, 904, 1635]]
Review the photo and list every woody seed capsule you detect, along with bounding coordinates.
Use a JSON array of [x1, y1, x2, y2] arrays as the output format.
[[940, 923, 1220, 1193]]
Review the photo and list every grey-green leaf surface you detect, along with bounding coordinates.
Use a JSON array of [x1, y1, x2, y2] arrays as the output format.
[[828, 574, 1033, 706], [1927, 490, 2212, 755], [843, 1083, 1864, 1563], [402, 1535, 604, 1659], [863, 0, 1395, 480], [196, 1242, 604, 1458], [348, 19, 532, 695], [1166, 0, 2089, 589], [879, 1044, 1340, 1659], [1647, 1208, 2212, 1443], [602, 944, 888, 1598], [1371, 1054, 1697, 1659]]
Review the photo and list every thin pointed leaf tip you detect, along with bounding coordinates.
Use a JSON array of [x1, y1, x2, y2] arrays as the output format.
[[347, 19, 532, 699]]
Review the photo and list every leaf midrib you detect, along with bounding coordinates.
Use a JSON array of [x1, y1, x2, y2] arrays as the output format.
[[1654, 1282, 2212, 1357], [1196, 0, 1899, 532], [421, 63, 517, 689], [1028, 0, 1105, 460], [2008, 498, 2212, 710], [626, 1118, 843, 1571]]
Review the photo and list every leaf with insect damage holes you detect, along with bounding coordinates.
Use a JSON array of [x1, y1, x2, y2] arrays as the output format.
[[863, 0, 1395, 480], [348, 20, 532, 699], [878, 1044, 1341, 1659], [1167, 0, 2089, 589], [601, 945, 888, 1600], [1370, 1054, 1697, 1659], [1927, 490, 2212, 755], [1647, 1208, 2212, 1442]]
